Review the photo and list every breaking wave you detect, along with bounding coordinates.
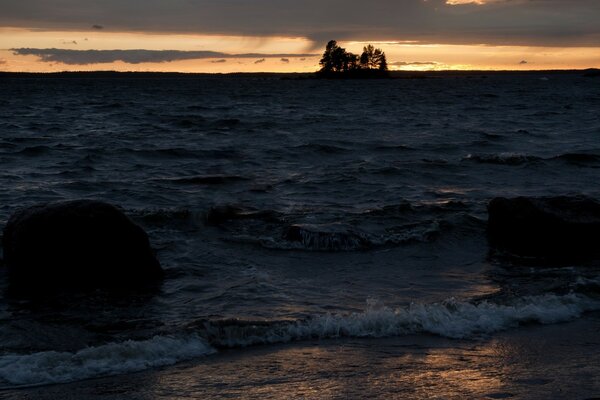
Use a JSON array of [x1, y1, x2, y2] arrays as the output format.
[[1, 293, 597, 388], [0, 335, 215, 387], [464, 152, 600, 166], [195, 293, 600, 347], [464, 153, 542, 165]]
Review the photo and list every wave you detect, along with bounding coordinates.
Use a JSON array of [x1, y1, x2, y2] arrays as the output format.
[[281, 223, 372, 251], [373, 144, 414, 152], [0, 335, 215, 387], [465, 152, 600, 166], [207, 202, 478, 251], [163, 115, 241, 130], [233, 221, 441, 251], [129, 208, 198, 229], [160, 115, 243, 129], [464, 153, 542, 165], [15, 145, 53, 156], [154, 175, 249, 185], [205, 205, 282, 226], [124, 147, 243, 160], [362, 200, 469, 216], [194, 293, 600, 348], [553, 153, 600, 165], [124, 147, 199, 158], [293, 143, 349, 154], [1, 293, 597, 388]]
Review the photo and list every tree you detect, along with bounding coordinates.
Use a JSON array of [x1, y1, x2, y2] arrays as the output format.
[[360, 49, 370, 69], [360, 45, 375, 69], [379, 53, 388, 71], [319, 40, 360, 74], [319, 40, 338, 73], [344, 52, 360, 71], [318, 40, 389, 77], [360, 44, 387, 70]]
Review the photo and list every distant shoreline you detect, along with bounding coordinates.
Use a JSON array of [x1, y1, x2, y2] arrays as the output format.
[[0, 69, 598, 79]]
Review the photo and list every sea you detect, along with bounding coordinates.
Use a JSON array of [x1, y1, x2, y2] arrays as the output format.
[[0, 72, 599, 399]]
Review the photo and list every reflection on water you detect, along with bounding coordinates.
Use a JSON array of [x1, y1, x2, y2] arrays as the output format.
[[6, 312, 600, 399], [410, 348, 505, 398]]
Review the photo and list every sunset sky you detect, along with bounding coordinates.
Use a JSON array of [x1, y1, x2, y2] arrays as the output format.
[[1, 0, 599, 72]]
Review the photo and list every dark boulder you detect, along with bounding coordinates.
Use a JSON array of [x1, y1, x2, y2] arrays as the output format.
[[488, 196, 600, 261], [2, 200, 163, 289]]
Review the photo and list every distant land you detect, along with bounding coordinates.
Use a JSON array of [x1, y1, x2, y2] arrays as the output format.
[[0, 69, 598, 79]]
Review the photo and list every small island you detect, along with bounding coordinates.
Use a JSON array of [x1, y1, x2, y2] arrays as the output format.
[[317, 40, 389, 78]]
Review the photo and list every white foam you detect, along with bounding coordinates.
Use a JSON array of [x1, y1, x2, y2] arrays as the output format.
[[206, 293, 600, 347], [1, 293, 597, 388], [302, 293, 600, 339], [0, 335, 215, 387]]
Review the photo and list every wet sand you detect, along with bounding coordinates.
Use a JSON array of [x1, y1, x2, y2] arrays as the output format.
[[4, 312, 599, 400]]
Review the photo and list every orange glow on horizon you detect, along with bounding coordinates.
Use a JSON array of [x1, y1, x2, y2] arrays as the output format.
[[0, 28, 599, 73]]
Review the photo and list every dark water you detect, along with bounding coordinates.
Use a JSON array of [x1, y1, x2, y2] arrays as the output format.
[[0, 74, 599, 389]]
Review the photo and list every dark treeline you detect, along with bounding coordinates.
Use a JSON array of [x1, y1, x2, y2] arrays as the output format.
[[317, 40, 389, 78]]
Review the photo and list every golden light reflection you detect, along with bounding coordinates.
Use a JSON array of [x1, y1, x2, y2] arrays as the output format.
[[412, 349, 505, 397], [128, 330, 550, 399]]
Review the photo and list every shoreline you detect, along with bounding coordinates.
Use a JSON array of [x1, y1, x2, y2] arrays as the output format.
[[3, 311, 599, 399]]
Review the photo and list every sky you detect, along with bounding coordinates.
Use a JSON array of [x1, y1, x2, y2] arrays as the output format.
[[0, 0, 599, 72]]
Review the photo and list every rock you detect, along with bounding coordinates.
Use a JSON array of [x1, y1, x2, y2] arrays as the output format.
[[487, 196, 600, 260], [2, 200, 163, 289]]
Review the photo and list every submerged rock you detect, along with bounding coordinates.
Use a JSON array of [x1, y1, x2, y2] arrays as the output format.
[[487, 196, 600, 260], [2, 200, 163, 289]]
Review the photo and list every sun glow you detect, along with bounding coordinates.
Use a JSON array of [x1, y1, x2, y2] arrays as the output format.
[[1, 28, 599, 73]]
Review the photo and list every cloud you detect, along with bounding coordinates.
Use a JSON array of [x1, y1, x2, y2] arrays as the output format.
[[391, 61, 440, 66], [0, 0, 599, 47], [254, 58, 266, 64], [11, 48, 317, 65], [280, 58, 289, 63]]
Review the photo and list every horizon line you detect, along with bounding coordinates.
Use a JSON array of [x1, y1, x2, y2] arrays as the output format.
[[0, 68, 598, 75]]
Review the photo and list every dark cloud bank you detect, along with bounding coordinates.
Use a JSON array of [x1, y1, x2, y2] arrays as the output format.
[[2, 0, 600, 47], [11, 48, 316, 65]]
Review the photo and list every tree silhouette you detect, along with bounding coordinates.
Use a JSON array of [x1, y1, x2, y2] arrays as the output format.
[[319, 40, 361, 73], [379, 53, 388, 71], [319, 40, 389, 77], [319, 40, 338, 73], [360, 45, 388, 71]]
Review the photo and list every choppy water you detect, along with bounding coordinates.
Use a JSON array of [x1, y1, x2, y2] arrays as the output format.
[[0, 73, 599, 388]]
